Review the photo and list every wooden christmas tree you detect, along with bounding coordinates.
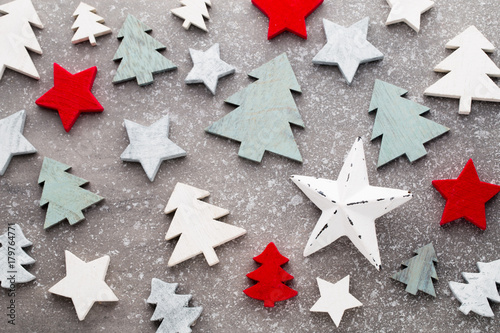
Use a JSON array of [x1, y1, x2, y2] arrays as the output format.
[[147, 278, 203, 333], [112, 14, 176, 86], [424, 26, 500, 114], [449, 259, 500, 317], [206, 53, 304, 163], [392, 243, 438, 296], [243, 242, 298, 307], [0, 0, 43, 80], [369, 79, 448, 167], [0, 224, 35, 288], [164, 183, 246, 266], [71, 2, 112, 46], [38, 157, 103, 229], [171, 0, 211, 32]]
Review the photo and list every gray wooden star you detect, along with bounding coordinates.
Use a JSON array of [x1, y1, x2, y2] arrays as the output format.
[[121, 116, 186, 182], [0, 110, 37, 176], [313, 17, 383, 84], [185, 43, 235, 95]]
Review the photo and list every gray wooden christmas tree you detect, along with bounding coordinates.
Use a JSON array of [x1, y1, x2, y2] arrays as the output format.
[[205, 53, 304, 163], [392, 243, 438, 296], [38, 157, 103, 229], [147, 278, 203, 333], [449, 259, 500, 317], [369, 80, 448, 167], [112, 14, 176, 86], [0, 224, 35, 288]]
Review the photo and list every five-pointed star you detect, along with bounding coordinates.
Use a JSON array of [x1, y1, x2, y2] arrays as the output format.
[[49, 251, 118, 321], [0, 110, 37, 176], [291, 137, 412, 269], [310, 276, 362, 327], [35, 63, 103, 132], [121, 116, 186, 182], [185, 43, 235, 95], [313, 17, 384, 84], [385, 0, 434, 32], [432, 159, 500, 230], [252, 0, 324, 39]]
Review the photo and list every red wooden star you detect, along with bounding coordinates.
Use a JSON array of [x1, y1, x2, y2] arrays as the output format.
[[36, 63, 103, 132], [432, 159, 500, 230], [252, 0, 323, 39]]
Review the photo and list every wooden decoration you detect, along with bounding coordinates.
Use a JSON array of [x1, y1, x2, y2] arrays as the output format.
[[251, 0, 323, 39], [112, 14, 177, 86], [35, 63, 104, 132], [71, 2, 111, 46], [164, 183, 246, 267], [171, 0, 211, 32], [121, 115, 186, 182], [38, 157, 104, 229], [369, 79, 449, 167], [0, 224, 35, 288], [205, 53, 305, 163], [0, 110, 37, 176], [391, 243, 438, 296], [385, 0, 434, 32], [290, 137, 412, 270], [147, 278, 203, 333], [185, 43, 235, 95], [49, 250, 118, 321], [313, 17, 383, 84], [432, 159, 500, 230], [310, 276, 362, 327], [449, 259, 500, 317], [0, 0, 43, 80], [424, 26, 500, 114], [243, 242, 298, 307]]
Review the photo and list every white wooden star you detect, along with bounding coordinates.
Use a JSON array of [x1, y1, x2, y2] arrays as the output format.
[[291, 137, 412, 269], [310, 276, 362, 327], [312, 17, 383, 84], [0, 110, 37, 176], [121, 116, 186, 182], [49, 251, 118, 321], [185, 43, 235, 95], [385, 0, 434, 32]]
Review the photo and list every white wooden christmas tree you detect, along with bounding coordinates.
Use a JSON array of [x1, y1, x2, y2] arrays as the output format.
[[0, 0, 43, 80], [171, 0, 211, 32], [71, 2, 111, 46], [424, 26, 500, 114], [164, 183, 246, 267], [0, 224, 35, 288]]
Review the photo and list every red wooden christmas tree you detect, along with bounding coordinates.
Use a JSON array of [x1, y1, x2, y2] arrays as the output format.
[[243, 242, 297, 307]]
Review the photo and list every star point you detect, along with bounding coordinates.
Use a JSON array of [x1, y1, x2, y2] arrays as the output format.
[[185, 43, 235, 95], [385, 0, 434, 32], [432, 159, 500, 230], [313, 17, 383, 84], [121, 116, 186, 182]]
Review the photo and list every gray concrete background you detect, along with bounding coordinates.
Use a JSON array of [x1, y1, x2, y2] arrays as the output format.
[[1, 0, 500, 332]]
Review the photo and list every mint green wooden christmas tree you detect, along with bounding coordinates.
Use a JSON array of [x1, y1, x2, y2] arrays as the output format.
[[392, 243, 438, 296], [38, 157, 103, 229], [369, 79, 449, 167], [205, 53, 304, 163], [112, 14, 176, 86]]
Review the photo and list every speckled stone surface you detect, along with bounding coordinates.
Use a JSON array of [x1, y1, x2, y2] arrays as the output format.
[[1, 0, 499, 332]]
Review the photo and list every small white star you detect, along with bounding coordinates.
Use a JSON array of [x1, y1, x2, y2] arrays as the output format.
[[49, 251, 118, 320], [0, 110, 37, 176], [185, 43, 235, 95], [311, 276, 362, 327], [313, 17, 383, 84], [385, 0, 434, 32], [121, 116, 186, 182]]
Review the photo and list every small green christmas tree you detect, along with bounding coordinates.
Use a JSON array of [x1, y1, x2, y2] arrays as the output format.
[[38, 157, 103, 229], [392, 243, 438, 296], [206, 53, 304, 163]]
